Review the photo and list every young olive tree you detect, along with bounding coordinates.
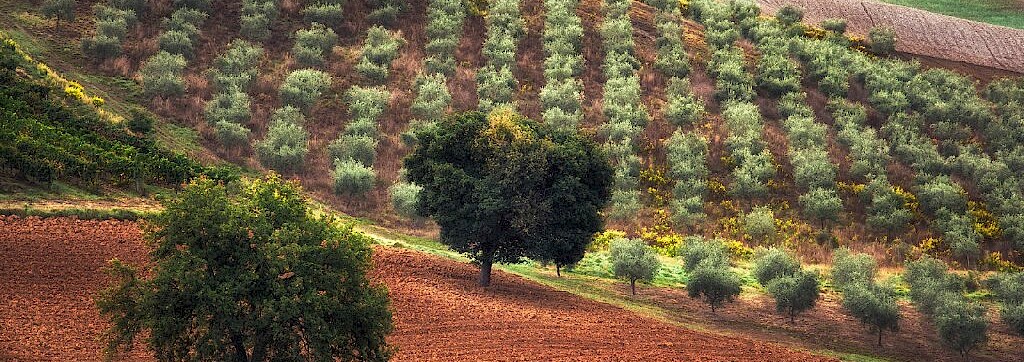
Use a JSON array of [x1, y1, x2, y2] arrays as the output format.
[[42, 0, 76, 29], [280, 69, 331, 111], [610, 238, 661, 295]]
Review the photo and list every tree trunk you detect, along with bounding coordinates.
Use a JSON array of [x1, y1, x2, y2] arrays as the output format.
[[877, 329, 882, 346], [479, 257, 493, 287], [711, 303, 716, 314], [789, 309, 795, 323], [556, 264, 561, 277], [231, 332, 249, 362], [630, 278, 636, 295]]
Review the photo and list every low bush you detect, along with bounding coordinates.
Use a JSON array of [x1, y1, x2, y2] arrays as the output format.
[[327, 134, 378, 167], [389, 181, 422, 218], [212, 120, 251, 147], [293, 23, 338, 67], [302, 3, 344, 28], [280, 69, 331, 111], [411, 73, 451, 121], [256, 119, 308, 173], [776, 5, 803, 27], [332, 159, 376, 196], [744, 206, 776, 240], [868, 27, 897, 56], [356, 26, 405, 84], [204, 88, 251, 126], [140, 51, 186, 97]]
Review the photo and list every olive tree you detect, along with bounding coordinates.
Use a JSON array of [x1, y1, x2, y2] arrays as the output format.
[[97, 176, 392, 361], [255, 118, 309, 173], [767, 270, 821, 322], [42, 0, 76, 28], [842, 281, 901, 346], [611, 238, 661, 295], [934, 296, 988, 361], [280, 69, 331, 111], [140, 51, 186, 97]]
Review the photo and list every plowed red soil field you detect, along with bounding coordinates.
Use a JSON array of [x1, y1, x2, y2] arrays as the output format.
[[0, 216, 833, 361]]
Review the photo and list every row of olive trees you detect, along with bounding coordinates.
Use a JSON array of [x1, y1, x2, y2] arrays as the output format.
[[138, 3, 208, 98], [539, 0, 585, 130], [303, 0, 345, 29], [600, 0, 649, 220], [477, 0, 524, 113], [423, 0, 466, 75], [904, 257, 989, 359], [205, 40, 262, 148], [81, 0, 145, 60], [241, 0, 279, 42]]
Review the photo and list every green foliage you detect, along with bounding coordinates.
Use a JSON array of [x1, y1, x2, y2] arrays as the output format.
[[610, 238, 662, 294], [799, 187, 842, 227], [753, 247, 799, 286], [820, 18, 847, 34], [126, 108, 155, 134], [356, 26, 405, 84], [256, 118, 308, 173], [681, 237, 728, 272], [709, 48, 755, 103], [841, 282, 901, 346], [756, 51, 801, 97], [241, 0, 278, 42], [293, 23, 338, 67], [868, 26, 897, 55], [722, 102, 774, 199], [404, 111, 613, 286], [328, 134, 378, 167], [651, 4, 690, 78], [140, 51, 186, 97], [82, 5, 135, 59], [209, 39, 263, 91], [767, 270, 821, 322], [204, 88, 251, 126], [346, 85, 390, 130], [158, 30, 196, 60], [831, 248, 877, 290], [904, 256, 965, 316], [424, 0, 466, 75], [96, 176, 392, 361], [934, 296, 989, 359], [279, 69, 331, 111], [302, 3, 344, 28], [663, 78, 705, 127], [864, 176, 913, 235], [389, 181, 422, 218], [366, 0, 405, 25], [411, 73, 451, 121], [476, 65, 517, 113], [42, 0, 76, 24], [665, 131, 708, 224], [332, 158, 377, 196], [687, 259, 742, 313], [0, 37, 212, 187], [160, 8, 207, 58], [744, 206, 776, 240], [776, 5, 804, 26], [212, 120, 251, 147], [990, 273, 1024, 334], [173, 0, 211, 11]]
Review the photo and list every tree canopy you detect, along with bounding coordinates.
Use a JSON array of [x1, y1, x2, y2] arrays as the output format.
[[404, 109, 613, 286], [97, 175, 393, 361]]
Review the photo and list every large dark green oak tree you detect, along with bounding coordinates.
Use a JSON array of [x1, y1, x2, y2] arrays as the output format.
[[404, 110, 613, 286]]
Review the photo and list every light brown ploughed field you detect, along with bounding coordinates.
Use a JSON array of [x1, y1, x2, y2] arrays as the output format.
[[0, 215, 833, 361]]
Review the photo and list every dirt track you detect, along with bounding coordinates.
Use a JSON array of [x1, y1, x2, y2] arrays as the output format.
[[755, 0, 1024, 74], [0, 216, 834, 361]]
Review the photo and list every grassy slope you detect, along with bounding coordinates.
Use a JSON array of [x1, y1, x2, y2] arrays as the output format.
[[878, 0, 1024, 29]]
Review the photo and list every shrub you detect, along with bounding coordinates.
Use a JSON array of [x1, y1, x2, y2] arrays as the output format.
[[209, 40, 262, 91], [665, 131, 709, 223], [610, 238, 661, 295], [140, 51, 186, 97], [864, 177, 913, 236], [753, 247, 798, 286], [934, 296, 989, 359], [791, 150, 836, 190], [293, 23, 338, 67], [756, 52, 801, 97], [800, 187, 842, 228], [271, 106, 305, 125], [389, 181, 422, 218], [608, 188, 642, 221], [367, 0, 405, 25], [280, 69, 331, 111], [212, 120, 251, 147], [328, 134, 378, 167], [356, 26, 405, 84], [241, 0, 277, 42], [842, 282, 900, 346], [744, 206, 777, 240], [869, 27, 897, 56], [204, 89, 251, 126], [776, 5, 803, 26], [332, 159, 376, 196], [82, 34, 123, 60], [42, 0, 76, 26], [767, 270, 821, 322], [411, 73, 451, 121], [302, 3, 344, 28], [126, 108, 155, 135], [831, 248, 877, 290], [256, 119, 308, 173], [681, 237, 728, 272], [820, 18, 847, 34], [663, 78, 704, 127], [166, 8, 206, 37], [687, 260, 742, 313], [347, 85, 390, 125], [159, 30, 196, 59]]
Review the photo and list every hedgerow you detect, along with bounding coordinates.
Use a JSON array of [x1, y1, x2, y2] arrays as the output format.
[[424, 0, 465, 75], [665, 131, 708, 224], [540, 0, 585, 129]]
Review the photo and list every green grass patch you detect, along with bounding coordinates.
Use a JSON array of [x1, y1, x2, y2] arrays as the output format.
[[878, 0, 1024, 29], [0, 206, 153, 220]]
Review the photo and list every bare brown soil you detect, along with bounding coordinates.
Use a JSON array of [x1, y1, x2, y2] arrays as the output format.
[[0, 216, 835, 361]]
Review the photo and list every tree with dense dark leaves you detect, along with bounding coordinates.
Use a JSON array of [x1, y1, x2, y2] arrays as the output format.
[[97, 175, 393, 362], [404, 109, 613, 286]]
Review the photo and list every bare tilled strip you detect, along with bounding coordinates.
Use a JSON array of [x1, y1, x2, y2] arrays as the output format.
[[755, 0, 1024, 73]]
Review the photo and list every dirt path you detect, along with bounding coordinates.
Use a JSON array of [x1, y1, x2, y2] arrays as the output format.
[[0, 216, 834, 361], [755, 0, 1024, 74]]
